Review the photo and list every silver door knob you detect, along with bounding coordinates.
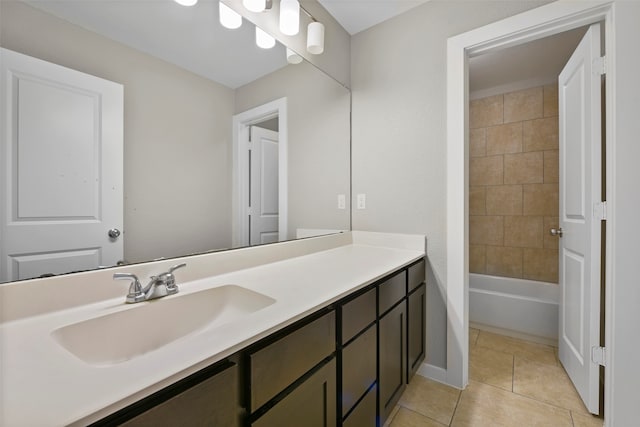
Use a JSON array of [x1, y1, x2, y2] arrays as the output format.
[[549, 228, 563, 237], [108, 228, 121, 239]]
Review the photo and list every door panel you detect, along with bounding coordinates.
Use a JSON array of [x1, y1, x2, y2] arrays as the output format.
[[249, 126, 279, 246], [558, 23, 602, 414], [0, 48, 124, 282]]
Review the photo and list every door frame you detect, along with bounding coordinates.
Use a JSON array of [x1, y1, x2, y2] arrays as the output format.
[[445, 0, 614, 417], [232, 98, 288, 247]]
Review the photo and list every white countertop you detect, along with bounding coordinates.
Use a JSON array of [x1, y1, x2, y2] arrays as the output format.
[[0, 232, 424, 426]]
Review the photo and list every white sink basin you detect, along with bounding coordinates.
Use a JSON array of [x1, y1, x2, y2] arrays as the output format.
[[51, 285, 275, 365]]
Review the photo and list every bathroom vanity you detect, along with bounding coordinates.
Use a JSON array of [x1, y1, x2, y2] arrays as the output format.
[[0, 232, 425, 426]]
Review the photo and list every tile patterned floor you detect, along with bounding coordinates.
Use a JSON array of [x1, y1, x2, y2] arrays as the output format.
[[385, 329, 605, 427]]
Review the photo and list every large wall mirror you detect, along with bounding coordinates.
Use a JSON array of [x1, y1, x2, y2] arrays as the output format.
[[0, 0, 351, 283]]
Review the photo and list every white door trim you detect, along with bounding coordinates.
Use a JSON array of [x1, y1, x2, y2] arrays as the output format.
[[445, 0, 614, 419], [232, 98, 288, 247]]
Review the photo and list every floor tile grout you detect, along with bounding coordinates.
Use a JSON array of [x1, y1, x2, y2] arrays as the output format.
[[393, 330, 604, 427]]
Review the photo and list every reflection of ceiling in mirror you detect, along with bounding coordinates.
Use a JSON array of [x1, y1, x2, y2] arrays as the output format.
[[25, 0, 288, 88]]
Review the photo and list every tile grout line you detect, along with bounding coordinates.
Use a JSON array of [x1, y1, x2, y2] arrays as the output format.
[[448, 387, 464, 427]]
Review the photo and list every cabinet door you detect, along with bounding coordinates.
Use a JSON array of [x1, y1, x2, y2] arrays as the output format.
[[407, 283, 426, 382], [120, 363, 240, 427], [379, 302, 406, 425], [252, 359, 336, 427], [342, 385, 376, 427], [342, 325, 376, 417]]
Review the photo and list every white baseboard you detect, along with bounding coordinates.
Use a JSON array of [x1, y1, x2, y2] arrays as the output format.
[[416, 363, 451, 386]]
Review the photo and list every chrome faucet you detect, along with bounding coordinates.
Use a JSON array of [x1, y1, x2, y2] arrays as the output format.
[[114, 263, 187, 304]]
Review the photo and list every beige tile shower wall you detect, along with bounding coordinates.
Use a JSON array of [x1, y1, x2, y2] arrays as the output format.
[[469, 85, 559, 283]]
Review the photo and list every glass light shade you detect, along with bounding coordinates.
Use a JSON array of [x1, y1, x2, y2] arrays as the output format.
[[306, 21, 325, 55], [243, 0, 265, 13], [256, 27, 276, 49], [286, 48, 303, 64], [174, 0, 198, 5], [279, 0, 300, 36], [219, 2, 242, 29]]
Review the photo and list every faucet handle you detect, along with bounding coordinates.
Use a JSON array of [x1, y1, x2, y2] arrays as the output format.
[[162, 263, 186, 294], [168, 263, 187, 274], [114, 273, 145, 304]]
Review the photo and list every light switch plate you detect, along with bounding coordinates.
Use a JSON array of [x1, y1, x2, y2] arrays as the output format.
[[357, 194, 366, 209]]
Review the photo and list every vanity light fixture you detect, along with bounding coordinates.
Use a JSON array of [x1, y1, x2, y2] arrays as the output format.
[[256, 27, 276, 49], [243, 0, 266, 13], [306, 21, 325, 54], [286, 47, 303, 64], [279, 0, 300, 36], [174, 0, 198, 6], [219, 2, 242, 29]]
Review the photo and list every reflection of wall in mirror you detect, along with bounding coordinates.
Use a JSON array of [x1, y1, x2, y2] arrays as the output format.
[[235, 61, 351, 240], [0, 1, 235, 264]]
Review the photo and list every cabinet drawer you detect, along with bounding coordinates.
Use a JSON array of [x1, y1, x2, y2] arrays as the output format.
[[378, 270, 406, 315], [342, 384, 376, 427], [342, 325, 376, 417], [252, 359, 336, 427], [408, 259, 426, 292], [121, 363, 239, 427], [341, 288, 376, 343], [249, 311, 335, 411]]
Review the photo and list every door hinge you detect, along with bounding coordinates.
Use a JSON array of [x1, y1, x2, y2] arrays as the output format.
[[591, 346, 606, 367], [593, 56, 606, 76], [593, 201, 607, 221]]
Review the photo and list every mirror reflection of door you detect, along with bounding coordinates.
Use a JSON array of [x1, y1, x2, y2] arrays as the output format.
[[249, 125, 279, 246], [0, 48, 124, 281]]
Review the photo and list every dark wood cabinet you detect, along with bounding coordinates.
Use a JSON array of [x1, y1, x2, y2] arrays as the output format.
[[249, 311, 336, 413], [252, 359, 337, 427], [93, 361, 241, 427], [342, 384, 377, 427], [407, 283, 426, 382], [378, 301, 407, 425]]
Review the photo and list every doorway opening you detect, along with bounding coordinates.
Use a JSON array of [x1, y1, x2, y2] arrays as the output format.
[[467, 24, 606, 417], [445, 1, 614, 422], [232, 98, 288, 248]]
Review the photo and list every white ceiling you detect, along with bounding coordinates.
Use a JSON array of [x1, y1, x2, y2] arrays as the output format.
[[469, 26, 588, 96], [25, 0, 288, 89], [316, 0, 430, 35]]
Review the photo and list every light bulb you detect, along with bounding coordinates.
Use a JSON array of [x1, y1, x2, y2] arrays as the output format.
[[307, 22, 325, 55], [243, 0, 265, 13], [256, 27, 276, 49], [219, 2, 242, 29], [286, 48, 303, 64], [174, 0, 198, 6], [279, 0, 300, 36]]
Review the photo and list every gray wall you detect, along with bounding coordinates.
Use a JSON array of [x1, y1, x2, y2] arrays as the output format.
[[0, 1, 234, 263], [350, 0, 551, 368], [235, 61, 351, 239]]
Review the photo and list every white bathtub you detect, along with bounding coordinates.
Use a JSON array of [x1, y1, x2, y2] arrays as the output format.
[[469, 273, 559, 343]]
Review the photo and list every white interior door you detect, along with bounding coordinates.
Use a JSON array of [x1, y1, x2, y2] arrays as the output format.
[[0, 48, 123, 282], [249, 126, 279, 245], [557, 24, 602, 415]]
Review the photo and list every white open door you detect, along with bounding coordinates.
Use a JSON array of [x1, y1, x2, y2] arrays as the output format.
[[557, 24, 602, 415], [249, 126, 279, 245], [0, 48, 123, 281]]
